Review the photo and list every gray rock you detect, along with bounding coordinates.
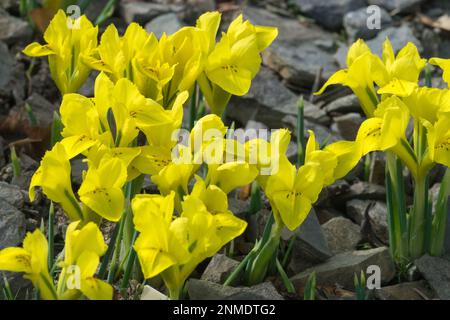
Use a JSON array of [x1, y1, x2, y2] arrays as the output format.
[[0, 181, 24, 208], [366, 24, 423, 56], [290, 247, 395, 289], [145, 13, 184, 38], [120, 2, 174, 25], [346, 199, 389, 244], [0, 8, 32, 45], [243, 6, 340, 91], [0, 0, 19, 10], [339, 181, 386, 203], [179, 0, 216, 24], [283, 209, 333, 273], [415, 254, 450, 299], [322, 217, 362, 254], [0, 41, 25, 103], [187, 279, 284, 300], [375, 280, 435, 300], [366, 201, 389, 244], [228, 198, 249, 216], [344, 7, 392, 42], [227, 67, 330, 128], [0, 198, 26, 249], [367, 0, 424, 13], [290, 0, 367, 30], [25, 93, 58, 128], [201, 254, 240, 284], [332, 112, 364, 140], [324, 94, 362, 114]]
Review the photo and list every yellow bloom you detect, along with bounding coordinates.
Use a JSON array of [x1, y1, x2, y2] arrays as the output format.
[[356, 96, 410, 155], [315, 39, 378, 117], [23, 10, 98, 94], [429, 57, 450, 87], [132, 192, 190, 279], [198, 14, 277, 115], [207, 161, 258, 194], [423, 113, 450, 168], [372, 39, 426, 97], [78, 157, 127, 222], [264, 156, 324, 231], [29, 143, 85, 222], [403, 87, 450, 124], [58, 221, 112, 300], [323, 140, 363, 181], [0, 229, 56, 300]]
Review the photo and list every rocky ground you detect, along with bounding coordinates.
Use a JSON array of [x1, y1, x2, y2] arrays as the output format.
[[0, 0, 450, 300]]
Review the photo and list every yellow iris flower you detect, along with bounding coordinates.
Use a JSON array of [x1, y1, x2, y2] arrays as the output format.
[[23, 10, 98, 94]]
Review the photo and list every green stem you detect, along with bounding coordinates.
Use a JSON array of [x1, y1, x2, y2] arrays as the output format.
[[107, 215, 126, 284], [247, 222, 282, 286], [48, 202, 55, 272], [98, 220, 121, 279], [409, 173, 428, 259], [429, 168, 450, 256], [296, 96, 305, 167], [385, 152, 408, 263], [120, 230, 139, 297]]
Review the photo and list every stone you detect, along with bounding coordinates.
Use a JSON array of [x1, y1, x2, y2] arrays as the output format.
[[179, 0, 215, 24], [201, 254, 240, 284], [0, 41, 25, 105], [0, 198, 26, 249], [0, 181, 24, 208], [332, 112, 363, 140], [145, 13, 184, 38], [25, 93, 58, 127], [322, 217, 362, 254], [120, 2, 174, 25], [140, 285, 168, 300], [324, 94, 361, 114], [243, 6, 340, 91], [283, 209, 333, 273], [365, 201, 389, 244], [227, 67, 330, 128], [367, 0, 425, 13], [228, 198, 249, 216], [415, 254, 450, 299], [346, 199, 389, 244], [290, 0, 367, 30], [366, 24, 423, 56], [290, 247, 395, 290], [343, 7, 392, 42], [375, 280, 435, 300], [343, 181, 386, 202], [0, 8, 32, 45], [187, 279, 284, 300]]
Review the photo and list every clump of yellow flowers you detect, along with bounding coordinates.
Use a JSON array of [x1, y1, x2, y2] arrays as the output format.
[[316, 39, 450, 262], [4, 7, 446, 301]]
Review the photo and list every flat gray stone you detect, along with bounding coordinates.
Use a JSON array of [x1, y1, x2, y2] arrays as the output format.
[[187, 279, 284, 300], [290, 0, 367, 30], [368, 0, 425, 13], [201, 254, 240, 284], [243, 6, 340, 91], [290, 247, 395, 289], [283, 209, 333, 273], [0, 198, 26, 249], [343, 6, 392, 41], [0, 8, 32, 45], [228, 67, 330, 128], [0, 181, 24, 208], [415, 254, 450, 300], [120, 2, 175, 25], [375, 280, 435, 300], [322, 217, 362, 254], [332, 112, 364, 140], [145, 13, 184, 39]]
